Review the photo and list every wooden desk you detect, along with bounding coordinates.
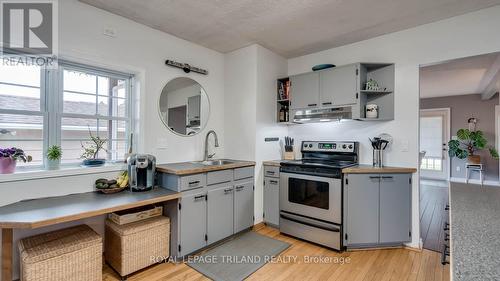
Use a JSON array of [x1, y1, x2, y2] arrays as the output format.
[[0, 188, 180, 281]]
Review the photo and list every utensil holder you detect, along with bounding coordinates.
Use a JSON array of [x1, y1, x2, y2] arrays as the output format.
[[373, 149, 383, 167]]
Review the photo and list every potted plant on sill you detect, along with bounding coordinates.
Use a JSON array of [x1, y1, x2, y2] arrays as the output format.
[[81, 127, 107, 167], [0, 147, 32, 174], [448, 129, 498, 164], [46, 145, 62, 170]]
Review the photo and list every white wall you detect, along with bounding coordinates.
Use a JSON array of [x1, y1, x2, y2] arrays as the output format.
[[0, 0, 226, 279], [224, 44, 287, 223], [287, 5, 500, 247]]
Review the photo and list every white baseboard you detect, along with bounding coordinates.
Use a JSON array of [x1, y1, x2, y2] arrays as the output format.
[[449, 177, 500, 187]]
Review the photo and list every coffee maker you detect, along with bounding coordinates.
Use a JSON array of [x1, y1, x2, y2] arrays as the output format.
[[127, 154, 156, 192]]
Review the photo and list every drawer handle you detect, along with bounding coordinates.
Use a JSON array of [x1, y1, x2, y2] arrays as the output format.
[[322, 102, 332, 106], [224, 188, 233, 194], [269, 180, 278, 185], [369, 176, 381, 179], [235, 185, 245, 191], [189, 180, 200, 186], [381, 176, 394, 179], [194, 195, 206, 201], [266, 171, 275, 175], [308, 103, 317, 107]]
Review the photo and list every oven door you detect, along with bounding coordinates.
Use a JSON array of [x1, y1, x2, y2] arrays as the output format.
[[280, 172, 341, 224]]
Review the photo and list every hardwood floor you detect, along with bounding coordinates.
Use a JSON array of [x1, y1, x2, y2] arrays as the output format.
[[419, 180, 449, 252], [103, 225, 449, 281]]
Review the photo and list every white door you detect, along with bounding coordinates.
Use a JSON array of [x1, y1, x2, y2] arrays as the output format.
[[419, 109, 450, 180]]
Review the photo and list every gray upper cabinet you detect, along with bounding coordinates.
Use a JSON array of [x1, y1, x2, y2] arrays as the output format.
[[289, 72, 319, 110], [180, 191, 207, 255], [207, 184, 234, 244], [379, 175, 412, 243], [234, 179, 254, 233], [345, 174, 380, 245], [320, 64, 358, 107], [264, 177, 280, 227]]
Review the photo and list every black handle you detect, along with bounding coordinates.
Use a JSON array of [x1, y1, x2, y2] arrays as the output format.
[[269, 180, 278, 185], [224, 188, 233, 194], [308, 103, 317, 107], [369, 176, 381, 179], [194, 195, 206, 200], [322, 102, 332, 106], [381, 176, 394, 179], [235, 185, 245, 191], [189, 180, 200, 185], [266, 171, 275, 175]]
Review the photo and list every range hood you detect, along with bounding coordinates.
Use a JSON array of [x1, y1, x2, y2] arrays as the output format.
[[292, 106, 352, 123]]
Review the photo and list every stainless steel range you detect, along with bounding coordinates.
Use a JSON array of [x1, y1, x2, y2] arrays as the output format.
[[279, 141, 359, 251]]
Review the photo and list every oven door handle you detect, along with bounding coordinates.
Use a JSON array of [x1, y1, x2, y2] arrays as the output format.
[[280, 213, 340, 232]]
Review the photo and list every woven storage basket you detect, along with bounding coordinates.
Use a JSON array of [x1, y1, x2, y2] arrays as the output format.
[[18, 224, 102, 281], [105, 216, 170, 277]]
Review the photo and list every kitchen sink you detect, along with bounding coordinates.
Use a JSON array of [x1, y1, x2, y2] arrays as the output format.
[[194, 159, 238, 166]]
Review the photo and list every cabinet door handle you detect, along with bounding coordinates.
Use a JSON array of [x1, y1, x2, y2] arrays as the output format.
[[381, 176, 394, 179], [369, 176, 381, 179], [194, 194, 206, 201], [235, 185, 245, 191], [322, 102, 332, 106], [189, 180, 200, 186], [224, 188, 233, 194], [308, 103, 317, 107], [269, 180, 278, 185]]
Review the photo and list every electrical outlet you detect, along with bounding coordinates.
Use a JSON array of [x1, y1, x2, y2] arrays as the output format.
[[103, 27, 117, 37], [156, 138, 168, 150], [401, 140, 409, 152]]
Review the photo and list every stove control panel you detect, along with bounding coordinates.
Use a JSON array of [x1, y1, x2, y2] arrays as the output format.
[[302, 141, 357, 153]]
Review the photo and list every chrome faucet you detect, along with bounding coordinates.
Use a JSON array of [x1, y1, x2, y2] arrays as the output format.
[[204, 130, 219, 161]]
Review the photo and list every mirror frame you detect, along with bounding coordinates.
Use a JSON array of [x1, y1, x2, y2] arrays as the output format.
[[157, 76, 211, 137]]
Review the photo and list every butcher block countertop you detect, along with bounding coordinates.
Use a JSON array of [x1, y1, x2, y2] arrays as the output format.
[[156, 160, 256, 175], [342, 165, 417, 174]]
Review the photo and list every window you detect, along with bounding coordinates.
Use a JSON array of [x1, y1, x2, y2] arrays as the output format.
[[0, 60, 133, 169]]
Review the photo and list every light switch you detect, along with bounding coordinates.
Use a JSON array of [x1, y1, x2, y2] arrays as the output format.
[[103, 27, 117, 38]]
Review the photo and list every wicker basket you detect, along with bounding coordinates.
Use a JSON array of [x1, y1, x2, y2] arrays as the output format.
[[105, 216, 170, 277], [18, 224, 102, 281]]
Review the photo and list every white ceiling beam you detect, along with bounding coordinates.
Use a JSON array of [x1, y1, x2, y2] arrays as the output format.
[[478, 54, 500, 100]]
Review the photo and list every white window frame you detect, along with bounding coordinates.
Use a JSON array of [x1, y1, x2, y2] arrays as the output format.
[[0, 58, 134, 171]]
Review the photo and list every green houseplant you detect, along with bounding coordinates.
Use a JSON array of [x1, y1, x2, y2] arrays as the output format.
[[46, 145, 62, 170], [448, 129, 498, 164], [81, 127, 107, 167]]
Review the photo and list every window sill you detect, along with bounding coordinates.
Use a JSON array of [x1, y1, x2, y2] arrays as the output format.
[[0, 163, 126, 183]]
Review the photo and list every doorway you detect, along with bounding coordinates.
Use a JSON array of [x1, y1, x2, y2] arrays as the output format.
[[419, 108, 450, 180]]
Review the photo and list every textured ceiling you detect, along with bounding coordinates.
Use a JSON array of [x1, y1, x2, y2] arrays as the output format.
[[420, 52, 500, 98], [79, 0, 500, 58]]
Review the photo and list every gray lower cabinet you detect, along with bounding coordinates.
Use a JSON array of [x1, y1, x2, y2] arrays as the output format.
[[234, 179, 254, 233], [344, 173, 412, 248], [345, 174, 380, 245], [379, 175, 412, 243], [263, 177, 279, 227], [207, 184, 234, 244], [179, 191, 207, 255]]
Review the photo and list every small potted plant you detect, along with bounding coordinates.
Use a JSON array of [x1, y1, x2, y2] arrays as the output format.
[[448, 129, 498, 164], [81, 127, 107, 167], [46, 145, 62, 170], [0, 147, 32, 174]]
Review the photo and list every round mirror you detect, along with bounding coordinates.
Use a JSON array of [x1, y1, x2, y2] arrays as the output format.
[[158, 77, 210, 136]]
